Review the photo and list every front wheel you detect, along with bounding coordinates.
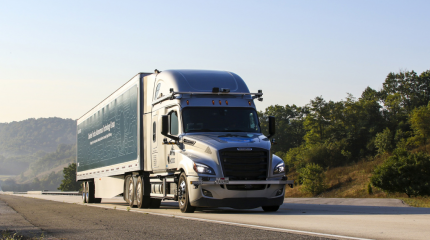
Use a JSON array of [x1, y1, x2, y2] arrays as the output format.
[[262, 205, 280, 212], [178, 173, 195, 213], [136, 176, 150, 208]]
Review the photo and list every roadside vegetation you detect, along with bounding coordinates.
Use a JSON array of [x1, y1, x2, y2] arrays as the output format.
[[259, 69, 430, 207]]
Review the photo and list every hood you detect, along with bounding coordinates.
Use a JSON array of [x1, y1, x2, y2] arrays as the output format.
[[183, 133, 270, 150]]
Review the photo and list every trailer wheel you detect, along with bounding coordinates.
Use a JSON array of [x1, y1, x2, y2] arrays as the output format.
[[128, 177, 136, 208], [178, 173, 195, 213], [82, 182, 87, 203], [136, 176, 150, 208], [262, 205, 280, 212], [87, 181, 96, 203], [124, 176, 130, 204]]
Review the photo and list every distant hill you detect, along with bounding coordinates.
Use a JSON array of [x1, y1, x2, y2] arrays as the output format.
[[0, 117, 76, 157], [0, 117, 76, 176]]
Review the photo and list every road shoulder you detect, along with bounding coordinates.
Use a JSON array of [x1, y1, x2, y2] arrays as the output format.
[[0, 195, 45, 239]]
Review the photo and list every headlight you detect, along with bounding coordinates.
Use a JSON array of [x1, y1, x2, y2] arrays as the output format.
[[193, 162, 215, 175], [273, 162, 285, 174]]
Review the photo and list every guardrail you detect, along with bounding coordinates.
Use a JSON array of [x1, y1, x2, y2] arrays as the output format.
[[1, 190, 81, 196]]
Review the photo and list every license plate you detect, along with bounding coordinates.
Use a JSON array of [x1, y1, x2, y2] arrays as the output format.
[[215, 178, 229, 184]]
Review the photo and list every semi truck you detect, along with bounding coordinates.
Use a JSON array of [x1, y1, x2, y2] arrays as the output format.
[[76, 69, 293, 213]]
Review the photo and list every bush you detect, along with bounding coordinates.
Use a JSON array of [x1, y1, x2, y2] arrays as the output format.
[[298, 163, 326, 195], [305, 140, 349, 168], [371, 149, 430, 197], [375, 128, 393, 154]]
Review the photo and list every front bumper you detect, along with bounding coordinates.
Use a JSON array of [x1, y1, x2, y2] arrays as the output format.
[[191, 195, 284, 209], [187, 177, 293, 209]]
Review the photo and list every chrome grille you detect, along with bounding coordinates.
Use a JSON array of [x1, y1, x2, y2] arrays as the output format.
[[219, 148, 269, 180]]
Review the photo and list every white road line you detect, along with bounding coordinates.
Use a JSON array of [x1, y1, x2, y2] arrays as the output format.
[[11, 194, 373, 240]]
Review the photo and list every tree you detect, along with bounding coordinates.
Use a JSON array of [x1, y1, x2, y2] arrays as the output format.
[[258, 104, 307, 153], [58, 163, 80, 191], [409, 103, 430, 150], [374, 128, 393, 154], [298, 163, 326, 195], [371, 149, 430, 197]]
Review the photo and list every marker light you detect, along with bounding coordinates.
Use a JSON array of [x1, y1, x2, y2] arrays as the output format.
[[248, 101, 251, 106], [187, 100, 189, 105], [225, 100, 228, 105], [219, 100, 222, 105], [212, 100, 215, 105]]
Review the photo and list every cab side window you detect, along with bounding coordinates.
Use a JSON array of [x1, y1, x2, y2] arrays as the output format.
[[154, 83, 161, 100], [169, 111, 178, 136]]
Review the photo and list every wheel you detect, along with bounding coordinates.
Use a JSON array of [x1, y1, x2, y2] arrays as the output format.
[[262, 205, 280, 212], [82, 182, 87, 203], [124, 176, 130, 204], [178, 173, 195, 213], [136, 176, 150, 208], [87, 181, 95, 203], [128, 177, 136, 208]]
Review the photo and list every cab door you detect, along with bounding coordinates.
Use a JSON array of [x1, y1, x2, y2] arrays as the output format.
[[151, 108, 167, 172], [164, 106, 181, 170]]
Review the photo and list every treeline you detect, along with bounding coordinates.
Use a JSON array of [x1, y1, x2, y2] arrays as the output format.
[[259, 69, 430, 197]]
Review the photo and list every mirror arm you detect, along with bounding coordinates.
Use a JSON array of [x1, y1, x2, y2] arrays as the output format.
[[161, 133, 179, 142]]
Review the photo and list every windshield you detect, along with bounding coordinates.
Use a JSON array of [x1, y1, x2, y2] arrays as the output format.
[[182, 107, 261, 133]]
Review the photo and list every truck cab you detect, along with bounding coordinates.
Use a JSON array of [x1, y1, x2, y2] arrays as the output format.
[[147, 70, 291, 212]]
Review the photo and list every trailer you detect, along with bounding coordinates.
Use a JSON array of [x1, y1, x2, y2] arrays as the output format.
[[76, 69, 293, 213]]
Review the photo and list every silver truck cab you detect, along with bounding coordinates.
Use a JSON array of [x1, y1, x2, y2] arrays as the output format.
[[148, 70, 292, 212]]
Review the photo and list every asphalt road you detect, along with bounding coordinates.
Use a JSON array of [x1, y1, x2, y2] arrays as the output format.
[[0, 194, 328, 240], [2, 193, 430, 240]]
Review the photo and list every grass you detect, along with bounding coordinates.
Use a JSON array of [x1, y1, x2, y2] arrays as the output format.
[[284, 153, 430, 208], [0, 230, 36, 240]]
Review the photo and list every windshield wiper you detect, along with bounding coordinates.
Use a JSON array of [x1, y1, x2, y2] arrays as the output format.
[[186, 129, 215, 132], [220, 130, 247, 132]]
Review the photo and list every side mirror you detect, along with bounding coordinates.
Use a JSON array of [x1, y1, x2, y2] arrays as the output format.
[[161, 115, 179, 141], [268, 116, 276, 138]]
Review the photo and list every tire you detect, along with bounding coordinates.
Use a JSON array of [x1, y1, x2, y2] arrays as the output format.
[[178, 173, 195, 213], [124, 176, 130, 204], [87, 181, 95, 203], [82, 182, 87, 203], [136, 176, 150, 208], [128, 177, 136, 208], [262, 205, 280, 212]]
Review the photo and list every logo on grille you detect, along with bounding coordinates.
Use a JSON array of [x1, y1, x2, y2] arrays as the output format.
[[237, 147, 252, 151]]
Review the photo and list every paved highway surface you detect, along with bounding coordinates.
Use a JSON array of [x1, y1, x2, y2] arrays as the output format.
[[0, 194, 327, 240], [1, 193, 430, 239]]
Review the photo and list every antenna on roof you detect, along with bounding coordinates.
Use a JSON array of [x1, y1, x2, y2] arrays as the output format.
[[154, 69, 161, 74]]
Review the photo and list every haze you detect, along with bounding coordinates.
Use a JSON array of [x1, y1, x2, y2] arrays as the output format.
[[1, 0, 429, 123]]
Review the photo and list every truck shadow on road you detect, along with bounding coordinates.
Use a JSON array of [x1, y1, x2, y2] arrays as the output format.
[[193, 204, 430, 216]]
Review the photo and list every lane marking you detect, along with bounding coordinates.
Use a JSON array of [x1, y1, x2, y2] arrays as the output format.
[[7, 194, 372, 240]]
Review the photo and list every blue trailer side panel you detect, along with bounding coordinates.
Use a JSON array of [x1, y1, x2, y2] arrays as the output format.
[[77, 85, 138, 172]]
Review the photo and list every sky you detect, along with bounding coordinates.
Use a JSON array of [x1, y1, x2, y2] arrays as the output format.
[[1, 0, 429, 123]]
